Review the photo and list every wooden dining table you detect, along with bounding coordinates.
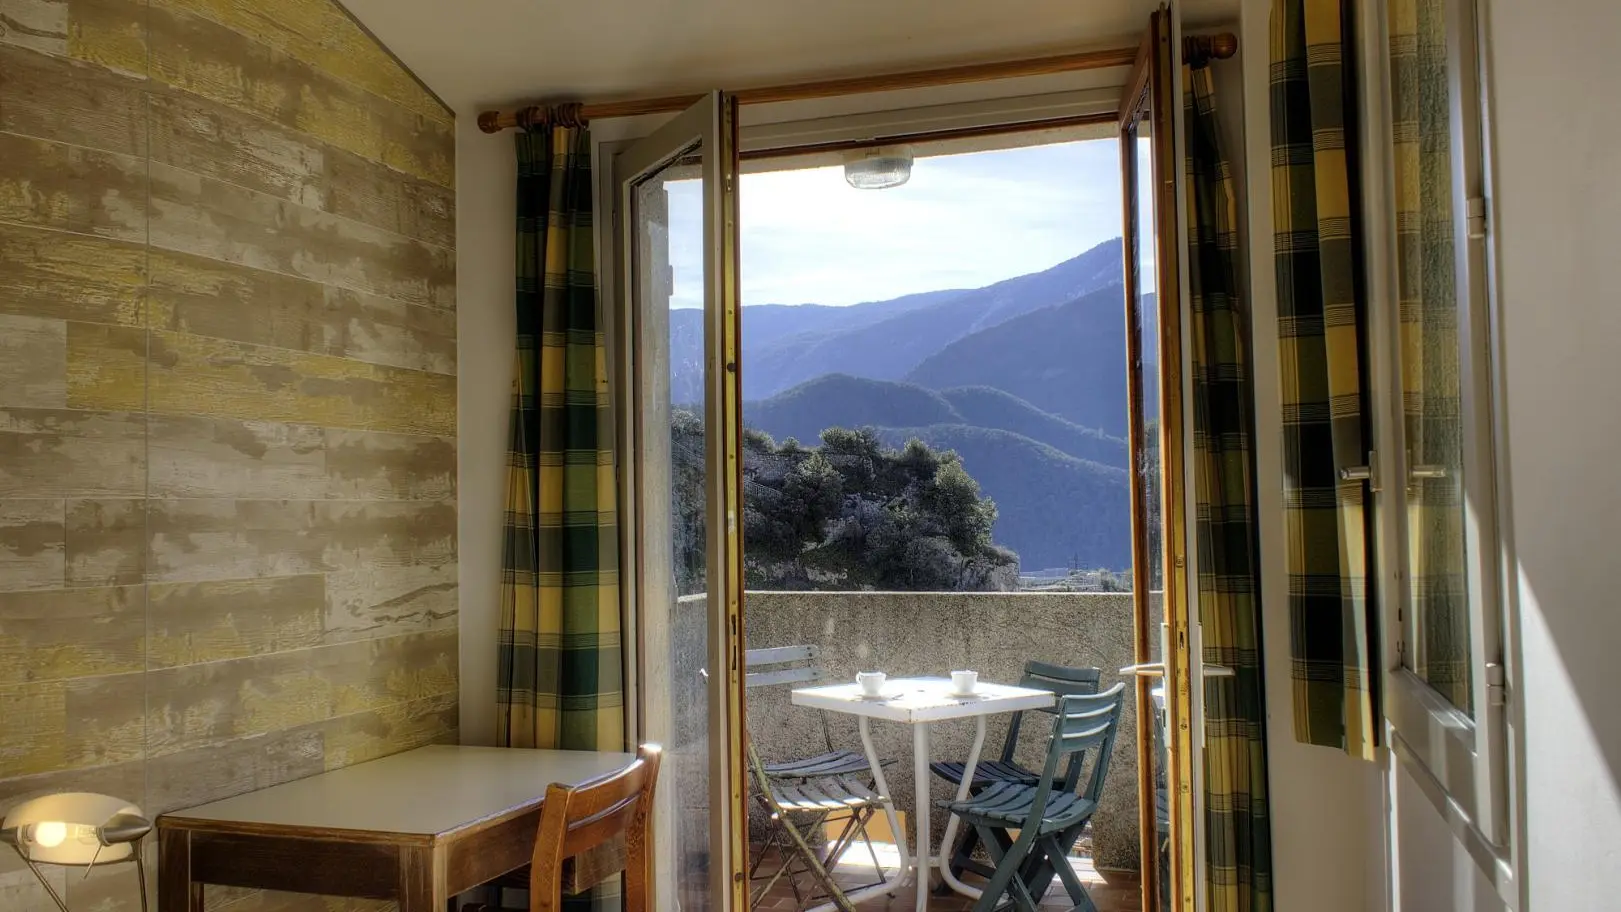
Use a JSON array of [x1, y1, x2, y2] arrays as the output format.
[[157, 744, 635, 911]]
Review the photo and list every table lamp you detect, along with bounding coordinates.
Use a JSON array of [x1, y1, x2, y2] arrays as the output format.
[[0, 792, 152, 912]]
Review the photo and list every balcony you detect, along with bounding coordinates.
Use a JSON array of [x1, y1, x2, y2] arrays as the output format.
[[743, 589, 1144, 906]]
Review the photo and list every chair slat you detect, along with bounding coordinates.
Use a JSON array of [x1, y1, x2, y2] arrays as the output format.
[[744, 665, 826, 689], [744, 645, 819, 666]]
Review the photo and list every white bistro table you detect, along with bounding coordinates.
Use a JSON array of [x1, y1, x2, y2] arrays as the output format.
[[791, 677, 1055, 912]]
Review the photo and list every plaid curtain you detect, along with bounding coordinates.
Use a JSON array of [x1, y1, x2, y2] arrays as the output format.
[[1271, 0, 1378, 758], [498, 122, 625, 754], [1389, 0, 1470, 710], [1185, 61, 1273, 912]]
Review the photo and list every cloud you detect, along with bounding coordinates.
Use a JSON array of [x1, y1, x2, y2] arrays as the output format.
[[660, 137, 1131, 308]]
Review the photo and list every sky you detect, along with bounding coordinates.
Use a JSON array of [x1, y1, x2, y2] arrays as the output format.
[[661, 136, 1147, 309]]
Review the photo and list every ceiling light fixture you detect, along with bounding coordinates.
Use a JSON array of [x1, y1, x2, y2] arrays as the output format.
[[843, 145, 914, 190]]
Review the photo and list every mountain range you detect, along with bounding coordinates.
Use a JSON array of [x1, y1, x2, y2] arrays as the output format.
[[676, 237, 1144, 573]]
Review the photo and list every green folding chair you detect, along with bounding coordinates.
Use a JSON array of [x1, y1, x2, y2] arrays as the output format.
[[936, 683, 1127, 912], [929, 660, 1101, 882]]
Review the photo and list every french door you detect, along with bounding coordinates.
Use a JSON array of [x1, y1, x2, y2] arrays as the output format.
[[613, 91, 749, 911], [1118, 8, 1206, 912]]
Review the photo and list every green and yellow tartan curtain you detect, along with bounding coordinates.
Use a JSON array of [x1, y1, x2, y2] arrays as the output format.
[[1271, 0, 1379, 758], [498, 122, 625, 754], [1185, 61, 1273, 912], [1389, 0, 1470, 711]]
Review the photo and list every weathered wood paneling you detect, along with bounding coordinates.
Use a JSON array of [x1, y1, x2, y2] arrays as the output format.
[[148, 575, 324, 668], [325, 151, 454, 249], [64, 497, 144, 586], [78, 0, 147, 76], [147, 90, 456, 249], [147, 629, 456, 760], [0, 754, 147, 809], [147, 4, 453, 187], [323, 429, 456, 499], [148, 163, 455, 309], [0, 0, 459, 893], [0, 585, 145, 684], [0, 222, 146, 326], [0, 131, 147, 240], [152, 0, 450, 127], [147, 500, 329, 583], [146, 649, 328, 758], [315, 628, 458, 716], [149, 415, 329, 499], [0, 500, 64, 591], [0, 670, 145, 777], [0, 408, 145, 498], [0, 44, 146, 155], [0, 314, 68, 408], [141, 330, 456, 436], [146, 499, 455, 583], [0, 0, 72, 58], [319, 501, 457, 571], [317, 690, 458, 771], [323, 564, 457, 644], [147, 251, 456, 374], [65, 321, 147, 412], [144, 726, 323, 814]]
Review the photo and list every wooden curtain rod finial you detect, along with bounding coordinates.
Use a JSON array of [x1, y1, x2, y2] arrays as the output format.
[[1183, 32, 1239, 64]]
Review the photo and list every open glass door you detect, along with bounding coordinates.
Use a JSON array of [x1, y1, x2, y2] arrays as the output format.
[[614, 91, 748, 911], [1119, 9, 1198, 912]]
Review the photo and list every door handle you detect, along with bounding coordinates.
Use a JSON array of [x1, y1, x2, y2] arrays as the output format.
[[1202, 664, 1235, 679], [1120, 663, 1165, 677]]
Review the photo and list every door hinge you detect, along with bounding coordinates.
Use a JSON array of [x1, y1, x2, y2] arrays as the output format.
[[1340, 450, 1381, 493], [1485, 661, 1507, 707], [1467, 196, 1489, 240]]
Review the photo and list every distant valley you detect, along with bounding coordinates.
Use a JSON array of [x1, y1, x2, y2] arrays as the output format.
[[673, 237, 1147, 574]]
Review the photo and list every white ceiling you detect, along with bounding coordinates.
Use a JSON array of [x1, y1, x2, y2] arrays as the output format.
[[340, 0, 1239, 115]]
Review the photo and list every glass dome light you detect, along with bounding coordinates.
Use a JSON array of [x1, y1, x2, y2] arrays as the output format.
[[843, 145, 914, 190]]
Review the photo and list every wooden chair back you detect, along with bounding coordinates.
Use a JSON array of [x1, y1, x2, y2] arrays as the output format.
[[529, 744, 662, 912]]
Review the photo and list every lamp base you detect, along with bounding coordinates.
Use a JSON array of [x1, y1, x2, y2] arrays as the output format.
[[8, 842, 150, 912]]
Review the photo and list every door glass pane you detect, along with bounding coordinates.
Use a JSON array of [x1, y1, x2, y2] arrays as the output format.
[[1389, 0, 1472, 712], [632, 151, 715, 908], [1125, 103, 1172, 912]]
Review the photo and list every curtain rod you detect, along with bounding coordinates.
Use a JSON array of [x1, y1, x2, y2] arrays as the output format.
[[477, 33, 1236, 133]]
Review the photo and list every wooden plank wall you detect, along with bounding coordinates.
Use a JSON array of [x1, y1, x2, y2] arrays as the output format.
[[0, 0, 458, 908]]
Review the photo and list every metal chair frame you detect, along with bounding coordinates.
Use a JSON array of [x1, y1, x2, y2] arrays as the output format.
[[744, 645, 894, 911], [930, 660, 1102, 883], [937, 684, 1127, 912]]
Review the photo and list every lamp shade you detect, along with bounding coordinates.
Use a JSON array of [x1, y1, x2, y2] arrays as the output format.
[[1, 792, 148, 866], [843, 145, 913, 189]]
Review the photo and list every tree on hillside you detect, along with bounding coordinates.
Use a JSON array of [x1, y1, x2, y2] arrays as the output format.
[[669, 412, 1020, 592]]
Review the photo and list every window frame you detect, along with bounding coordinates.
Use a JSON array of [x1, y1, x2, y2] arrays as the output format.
[[1356, 0, 1517, 889]]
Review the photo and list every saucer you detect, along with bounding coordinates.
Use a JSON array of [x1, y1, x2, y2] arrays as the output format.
[[949, 689, 981, 699]]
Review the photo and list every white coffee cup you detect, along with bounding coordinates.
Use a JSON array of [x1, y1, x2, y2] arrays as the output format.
[[856, 671, 887, 697], [951, 670, 979, 695]]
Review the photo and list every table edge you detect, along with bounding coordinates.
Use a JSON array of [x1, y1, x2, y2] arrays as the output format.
[[156, 814, 436, 846]]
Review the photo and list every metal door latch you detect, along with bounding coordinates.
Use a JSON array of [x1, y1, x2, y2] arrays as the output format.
[[1340, 451, 1380, 492]]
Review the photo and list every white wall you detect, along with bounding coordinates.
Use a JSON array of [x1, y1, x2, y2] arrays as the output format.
[[1350, 1, 1621, 910], [1237, 0, 1389, 909], [456, 117, 518, 747], [1387, 1, 1621, 909]]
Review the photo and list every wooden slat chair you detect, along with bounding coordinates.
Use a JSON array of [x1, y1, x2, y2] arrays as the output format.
[[529, 744, 662, 912], [929, 660, 1101, 881], [744, 646, 893, 910], [936, 684, 1127, 912]]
